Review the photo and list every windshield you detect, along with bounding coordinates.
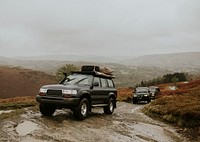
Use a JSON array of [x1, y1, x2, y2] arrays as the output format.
[[63, 74, 93, 85], [149, 88, 156, 92], [136, 88, 148, 93], [136, 90, 148, 93]]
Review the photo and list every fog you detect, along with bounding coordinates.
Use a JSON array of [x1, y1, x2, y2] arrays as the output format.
[[0, 0, 200, 57]]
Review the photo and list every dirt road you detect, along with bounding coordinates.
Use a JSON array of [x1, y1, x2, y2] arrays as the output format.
[[0, 102, 186, 142]]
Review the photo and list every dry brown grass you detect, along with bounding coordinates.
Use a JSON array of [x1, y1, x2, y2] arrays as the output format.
[[0, 96, 37, 110], [117, 88, 133, 102], [144, 82, 200, 127]]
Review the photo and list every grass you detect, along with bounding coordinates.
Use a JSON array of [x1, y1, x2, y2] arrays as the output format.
[[117, 88, 133, 102], [0, 96, 37, 110], [0, 96, 38, 120], [143, 87, 200, 127], [0, 109, 24, 119], [0, 101, 37, 110]]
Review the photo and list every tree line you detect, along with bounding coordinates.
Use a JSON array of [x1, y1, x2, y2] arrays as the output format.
[[136, 72, 187, 87]]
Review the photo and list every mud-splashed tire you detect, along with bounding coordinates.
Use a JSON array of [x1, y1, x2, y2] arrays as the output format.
[[73, 98, 89, 120], [39, 103, 55, 116], [104, 98, 114, 115]]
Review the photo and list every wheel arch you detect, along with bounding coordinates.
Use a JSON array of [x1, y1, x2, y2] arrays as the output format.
[[79, 92, 91, 105], [108, 92, 117, 108]]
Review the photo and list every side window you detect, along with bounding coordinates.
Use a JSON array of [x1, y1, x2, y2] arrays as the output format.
[[100, 78, 108, 88], [93, 77, 100, 87], [107, 79, 114, 88]]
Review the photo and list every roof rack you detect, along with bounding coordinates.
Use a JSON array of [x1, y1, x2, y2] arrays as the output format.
[[72, 70, 115, 78]]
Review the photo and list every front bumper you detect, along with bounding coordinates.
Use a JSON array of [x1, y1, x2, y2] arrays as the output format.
[[133, 96, 150, 101], [36, 95, 80, 106]]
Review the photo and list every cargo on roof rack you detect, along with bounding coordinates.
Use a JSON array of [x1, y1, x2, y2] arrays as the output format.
[[72, 71, 115, 79], [81, 65, 100, 72], [72, 65, 115, 78]]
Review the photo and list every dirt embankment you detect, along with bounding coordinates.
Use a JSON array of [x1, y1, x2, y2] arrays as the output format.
[[0, 102, 187, 142]]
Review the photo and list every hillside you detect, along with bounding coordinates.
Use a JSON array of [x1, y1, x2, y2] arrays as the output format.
[[0, 56, 172, 87], [124, 52, 200, 73], [0, 66, 56, 99]]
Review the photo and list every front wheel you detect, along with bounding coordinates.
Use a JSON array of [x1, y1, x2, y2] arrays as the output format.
[[39, 103, 55, 116], [73, 98, 89, 120], [133, 98, 138, 104], [147, 98, 151, 103], [104, 98, 114, 114]]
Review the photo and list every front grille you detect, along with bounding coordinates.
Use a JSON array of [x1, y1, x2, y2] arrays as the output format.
[[47, 90, 62, 96]]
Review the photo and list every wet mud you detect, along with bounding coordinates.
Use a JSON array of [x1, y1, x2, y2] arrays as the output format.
[[0, 102, 187, 142]]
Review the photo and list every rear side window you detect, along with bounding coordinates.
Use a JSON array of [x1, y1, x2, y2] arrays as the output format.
[[107, 79, 114, 88], [100, 78, 108, 88], [93, 77, 100, 87]]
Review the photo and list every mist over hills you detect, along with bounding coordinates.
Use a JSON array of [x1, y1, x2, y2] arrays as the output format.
[[123, 52, 200, 73], [3, 52, 200, 73], [15, 55, 127, 64], [1, 52, 200, 87]]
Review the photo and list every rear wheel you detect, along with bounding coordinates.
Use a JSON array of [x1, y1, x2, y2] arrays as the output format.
[[39, 103, 55, 116], [104, 98, 114, 114], [73, 98, 89, 120]]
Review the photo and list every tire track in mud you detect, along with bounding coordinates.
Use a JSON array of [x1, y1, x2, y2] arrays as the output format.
[[0, 102, 186, 142]]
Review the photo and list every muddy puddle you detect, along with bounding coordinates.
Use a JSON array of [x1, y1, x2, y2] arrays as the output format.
[[16, 120, 39, 136], [0, 102, 187, 142]]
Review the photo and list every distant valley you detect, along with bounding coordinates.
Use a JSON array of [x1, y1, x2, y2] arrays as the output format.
[[10, 52, 200, 73], [1, 52, 200, 88]]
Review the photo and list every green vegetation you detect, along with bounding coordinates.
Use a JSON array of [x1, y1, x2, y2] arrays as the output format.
[[56, 64, 80, 81], [136, 72, 187, 87], [0, 101, 37, 110]]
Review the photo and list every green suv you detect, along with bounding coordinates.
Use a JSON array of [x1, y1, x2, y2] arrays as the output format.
[[36, 65, 117, 120], [133, 87, 151, 104]]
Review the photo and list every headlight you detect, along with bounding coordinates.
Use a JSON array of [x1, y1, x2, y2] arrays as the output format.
[[133, 94, 137, 97], [39, 88, 47, 93], [62, 90, 77, 95], [144, 94, 148, 97], [39, 88, 47, 96]]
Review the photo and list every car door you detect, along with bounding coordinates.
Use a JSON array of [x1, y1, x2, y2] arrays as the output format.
[[91, 77, 103, 104], [99, 78, 110, 103]]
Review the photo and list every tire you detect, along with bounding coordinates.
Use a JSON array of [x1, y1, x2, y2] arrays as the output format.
[[104, 98, 114, 114], [147, 98, 151, 103], [73, 98, 89, 120], [39, 103, 55, 116], [133, 98, 137, 104]]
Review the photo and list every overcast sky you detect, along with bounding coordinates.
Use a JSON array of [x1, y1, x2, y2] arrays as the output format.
[[0, 0, 200, 57]]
